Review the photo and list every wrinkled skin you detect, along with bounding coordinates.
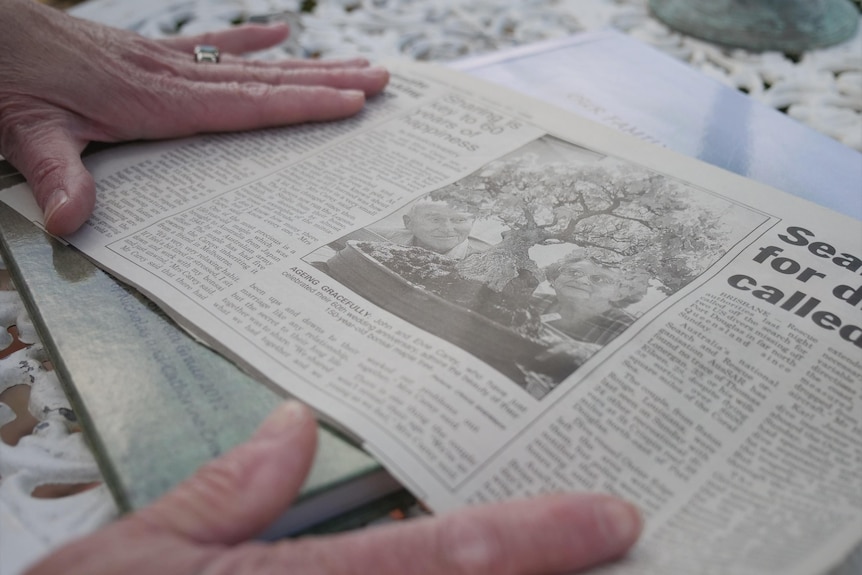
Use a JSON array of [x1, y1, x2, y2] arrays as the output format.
[[0, 0, 389, 235], [25, 402, 641, 575]]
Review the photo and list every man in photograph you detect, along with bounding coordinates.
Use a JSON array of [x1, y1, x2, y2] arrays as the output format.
[[375, 198, 493, 259]]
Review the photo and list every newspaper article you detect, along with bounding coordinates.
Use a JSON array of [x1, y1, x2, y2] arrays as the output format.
[[2, 61, 860, 575]]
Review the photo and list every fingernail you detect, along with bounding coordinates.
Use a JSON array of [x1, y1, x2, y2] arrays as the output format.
[[343, 89, 366, 102], [254, 400, 308, 441], [43, 189, 69, 226], [362, 66, 387, 76], [596, 499, 642, 546]]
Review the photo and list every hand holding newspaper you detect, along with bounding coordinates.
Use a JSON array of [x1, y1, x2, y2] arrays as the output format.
[[3, 59, 860, 575]]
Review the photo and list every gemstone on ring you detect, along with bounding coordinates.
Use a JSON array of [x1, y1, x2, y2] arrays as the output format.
[[194, 45, 220, 64]]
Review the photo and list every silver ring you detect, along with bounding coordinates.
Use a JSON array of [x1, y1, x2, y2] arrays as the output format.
[[194, 45, 220, 64]]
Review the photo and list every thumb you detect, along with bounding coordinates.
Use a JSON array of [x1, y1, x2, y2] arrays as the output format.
[[130, 401, 319, 545], [5, 115, 94, 236]]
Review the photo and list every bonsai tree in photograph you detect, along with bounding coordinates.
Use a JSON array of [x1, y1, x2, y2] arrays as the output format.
[[428, 137, 734, 298]]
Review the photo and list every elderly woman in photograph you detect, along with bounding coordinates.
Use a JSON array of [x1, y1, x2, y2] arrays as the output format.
[[523, 250, 651, 398], [541, 249, 650, 346]]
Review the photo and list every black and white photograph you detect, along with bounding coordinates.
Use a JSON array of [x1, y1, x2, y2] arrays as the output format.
[[306, 136, 767, 399]]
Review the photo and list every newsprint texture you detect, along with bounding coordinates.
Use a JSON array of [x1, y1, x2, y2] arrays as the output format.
[[3, 61, 860, 575]]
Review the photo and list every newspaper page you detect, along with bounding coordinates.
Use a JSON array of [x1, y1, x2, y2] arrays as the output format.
[[2, 60, 860, 575]]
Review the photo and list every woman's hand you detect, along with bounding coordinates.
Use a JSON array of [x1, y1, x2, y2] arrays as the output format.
[[25, 401, 641, 575], [0, 0, 389, 236]]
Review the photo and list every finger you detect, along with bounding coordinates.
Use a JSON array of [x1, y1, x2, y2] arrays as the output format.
[[131, 401, 318, 545], [233, 493, 641, 574], [0, 106, 95, 236], [178, 65, 390, 96], [161, 24, 372, 69], [160, 23, 291, 55], [134, 84, 368, 139], [223, 56, 374, 70]]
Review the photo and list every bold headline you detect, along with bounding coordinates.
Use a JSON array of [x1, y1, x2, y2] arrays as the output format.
[[726, 226, 862, 349], [400, 95, 524, 152]]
